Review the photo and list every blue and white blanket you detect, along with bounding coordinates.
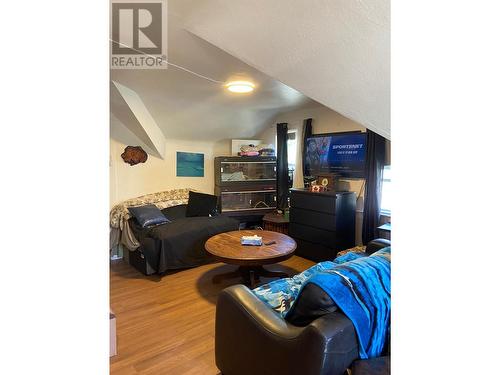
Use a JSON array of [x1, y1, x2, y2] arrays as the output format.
[[252, 248, 391, 359], [305, 248, 391, 358], [252, 252, 364, 317]]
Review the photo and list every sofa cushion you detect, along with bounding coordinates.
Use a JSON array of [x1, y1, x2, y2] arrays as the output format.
[[128, 204, 170, 228], [186, 191, 218, 217], [161, 204, 188, 220], [252, 261, 337, 318], [285, 252, 368, 325], [285, 283, 337, 326]]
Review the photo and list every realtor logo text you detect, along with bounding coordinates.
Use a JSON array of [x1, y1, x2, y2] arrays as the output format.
[[110, 0, 167, 69]]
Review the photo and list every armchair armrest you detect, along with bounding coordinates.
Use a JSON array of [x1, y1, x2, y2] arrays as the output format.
[[215, 285, 358, 375], [365, 238, 391, 255]]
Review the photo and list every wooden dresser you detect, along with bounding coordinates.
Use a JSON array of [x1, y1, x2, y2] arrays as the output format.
[[289, 188, 356, 261]]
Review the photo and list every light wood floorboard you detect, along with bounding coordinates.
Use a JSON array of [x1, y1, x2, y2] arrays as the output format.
[[110, 255, 315, 374]]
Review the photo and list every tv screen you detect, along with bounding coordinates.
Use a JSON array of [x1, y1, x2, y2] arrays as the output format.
[[304, 132, 366, 178]]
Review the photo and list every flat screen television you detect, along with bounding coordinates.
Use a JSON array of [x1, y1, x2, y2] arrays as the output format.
[[304, 132, 366, 178]]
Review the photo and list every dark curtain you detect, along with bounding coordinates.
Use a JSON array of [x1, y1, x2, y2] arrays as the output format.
[[362, 129, 387, 244], [302, 118, 313, 178], [276, 123, 289, 210]]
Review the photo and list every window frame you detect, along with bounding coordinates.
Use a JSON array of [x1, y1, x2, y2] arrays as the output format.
[[274, 130, 298, 170], [286, 130, 298, 171], [380, 165, 391, 217]]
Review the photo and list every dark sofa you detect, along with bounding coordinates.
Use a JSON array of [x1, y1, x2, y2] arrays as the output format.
[[214, 239, 390, 375], [126, 204, 239, 275]]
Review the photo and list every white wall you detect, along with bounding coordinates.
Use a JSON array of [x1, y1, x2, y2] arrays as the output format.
[[258, 105, 367, 245], [110, 137, 229, 207]]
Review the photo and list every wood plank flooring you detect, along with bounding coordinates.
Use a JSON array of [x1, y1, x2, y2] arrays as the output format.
[[110, 255, 315, 374]]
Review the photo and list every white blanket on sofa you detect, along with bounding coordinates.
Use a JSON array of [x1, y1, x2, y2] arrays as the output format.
[[109, 188, 191, 251]]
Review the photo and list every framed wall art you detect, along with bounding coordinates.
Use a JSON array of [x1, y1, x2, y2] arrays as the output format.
[[176, 152, 204, 177]]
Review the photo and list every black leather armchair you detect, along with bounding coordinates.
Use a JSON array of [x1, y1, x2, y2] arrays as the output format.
[[215, 239, 391, 375], [215, 285, 358, 375]]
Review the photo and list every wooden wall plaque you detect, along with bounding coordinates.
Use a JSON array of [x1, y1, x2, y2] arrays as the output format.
[[121, 146, 148, 166]]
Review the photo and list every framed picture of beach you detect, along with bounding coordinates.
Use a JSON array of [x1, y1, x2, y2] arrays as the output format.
[[176, 152, 204, 177]]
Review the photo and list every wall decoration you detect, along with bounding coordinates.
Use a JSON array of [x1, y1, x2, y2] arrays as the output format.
[[121, 146, 148, 166], [176, 152, 204, 177]]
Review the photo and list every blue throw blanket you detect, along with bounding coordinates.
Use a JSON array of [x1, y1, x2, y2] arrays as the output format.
[[299, 248, 391, 359], [252, 252, 366, 318]]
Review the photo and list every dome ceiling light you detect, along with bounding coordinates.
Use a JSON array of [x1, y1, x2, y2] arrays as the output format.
[[225, 80, 255, 93]]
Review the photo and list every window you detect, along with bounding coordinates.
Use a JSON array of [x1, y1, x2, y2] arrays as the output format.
[[274, 130, 297, 169], [287, 131, 297, 170], [380, 165, 391, 216]]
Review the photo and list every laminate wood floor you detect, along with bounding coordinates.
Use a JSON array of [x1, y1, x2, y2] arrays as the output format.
[[110, 255, 315, 375]]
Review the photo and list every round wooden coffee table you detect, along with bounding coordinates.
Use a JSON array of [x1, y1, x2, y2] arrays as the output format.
[[205, 230, 297, 288]]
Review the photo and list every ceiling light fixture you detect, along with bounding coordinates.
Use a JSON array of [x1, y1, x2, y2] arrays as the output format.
[[225, 80, 255, 93]]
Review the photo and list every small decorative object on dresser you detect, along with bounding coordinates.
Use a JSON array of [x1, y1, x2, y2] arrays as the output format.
[[121, 146, 148, 166], [309, 184, 327, 193], [316, 173, 336, 190]]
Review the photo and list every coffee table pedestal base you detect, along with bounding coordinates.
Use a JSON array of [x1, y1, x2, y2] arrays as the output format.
[[213, 266, 289, 289]]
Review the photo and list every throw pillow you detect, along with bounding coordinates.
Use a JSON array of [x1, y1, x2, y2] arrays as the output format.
[[185, 191, 218, 217], [252, 261, 337, 318], [161, 204, 188, 220], [285, 283, 338, 326], [128, 204, 170, 228]]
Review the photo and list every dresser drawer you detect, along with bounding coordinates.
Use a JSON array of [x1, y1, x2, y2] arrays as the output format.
[[289, 223, 336, 248], [290, 191, 336, 214], [294, 238, 339, 262], [290, 207, 336, 232]]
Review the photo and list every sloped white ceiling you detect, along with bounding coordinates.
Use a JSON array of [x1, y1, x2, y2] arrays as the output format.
[[111, 81, 166, 158], [110, 16, 317, 142], [170, 0, 390, 139]]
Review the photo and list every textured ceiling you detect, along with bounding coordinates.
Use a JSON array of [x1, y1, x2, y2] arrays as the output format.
[[169, 0, 390, 139], [110, 17, 317, 142]]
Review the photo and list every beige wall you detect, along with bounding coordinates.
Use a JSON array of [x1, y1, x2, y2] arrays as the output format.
[[258, 105, 368, 245], [110, 137, 230, 207]]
